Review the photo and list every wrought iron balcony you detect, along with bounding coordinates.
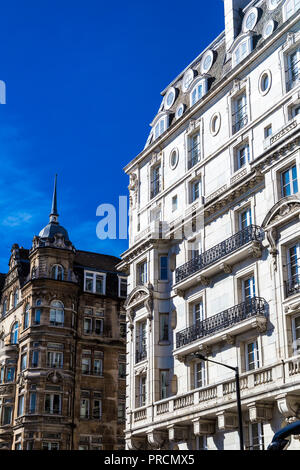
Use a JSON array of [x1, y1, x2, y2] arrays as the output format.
[[232, 105, 248, 134], [150, 180, 160, 199], [136, 349, 147, 364], [176, 296, 268, 349], [285, 276, 300, 298], [175, 225, 264, 284], [286, 60, 300, 91]]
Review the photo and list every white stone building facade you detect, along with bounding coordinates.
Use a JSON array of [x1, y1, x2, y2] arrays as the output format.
[[119, 0, 300, 450]]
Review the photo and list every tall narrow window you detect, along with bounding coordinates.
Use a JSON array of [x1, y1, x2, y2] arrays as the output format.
[[17, 395, 24, 417], [232, 94, 248, 134], [51, 265, 64, 281], [191, 179, 201, 202], [93, 399, 102, 419], [245, 340, 260, 371], [151, 165, 161, 199], [281, 165, 298, 197], [159, 256, 168, 281], [172, 195, 178, 212], [138, 261, 147, 285], [11, 322, 19, 344], [236, 143, 250, 170], [292, 314, 300, 353], [287, 244, 300, 293], [80, 399, 90, 419], [159, 314, 169, 342], [136, 322, 147, 363], [242, 276, 256, 302], [29, 393, 36, 414], [24, 304, 30, 330], [138, 375, 146, 407], [190, 79, 206, 107], [119, 277, 127, 298], [239, 207, 252, 229], [14, 290, 19, 308], [2, 299, 7, 317], [32, 350, 39, 368], [94, 358, 103, 376], [188, 133, 200, 169], [160, 370, 169, 400], [248, 423, 264, 450], [193, 301, 204, 324], [194, 361, 206, 389], [21, 353, 27, 371]]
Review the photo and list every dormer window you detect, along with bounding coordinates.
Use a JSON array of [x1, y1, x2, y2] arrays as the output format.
[[152, 114, 169, 141], [84, 271, 106, 295], [242, 8, 258, 33], [51, 265, 64, 281], [232, 37, 252, 66], [283, 0, 300, 20], [190, 78, 207, 107]]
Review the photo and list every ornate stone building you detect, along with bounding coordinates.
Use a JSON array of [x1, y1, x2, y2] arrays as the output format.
[[0, 177, 127, 450], [119, 0, 300, 451]]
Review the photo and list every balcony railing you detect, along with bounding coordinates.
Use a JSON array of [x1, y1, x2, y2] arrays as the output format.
[[175, 225, 264, 284], [176, 296, 268, 349], [136, 349, 147, 364], [285, 276, 300, 297], [232, 105, 248, 134], [187, 143, 201, 170], [286, 59, 300, 91]]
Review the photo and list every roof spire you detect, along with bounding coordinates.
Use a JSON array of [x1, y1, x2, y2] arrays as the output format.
[[49, 174, 59, 224]]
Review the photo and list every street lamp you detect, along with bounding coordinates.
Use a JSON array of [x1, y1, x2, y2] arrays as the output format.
[[194, 353, 244, 451]]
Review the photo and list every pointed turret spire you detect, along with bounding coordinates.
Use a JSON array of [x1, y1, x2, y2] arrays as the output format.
[[49, 174, 59, 224]]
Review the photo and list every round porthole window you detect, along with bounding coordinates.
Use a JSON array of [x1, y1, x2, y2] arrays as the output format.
[[182, 69, 195, 93], [201, 50, 214, 75], [259, 70, 272, 95], [175, 103, 185, 119], [242, 7, 258, 33], [263, 20, 275, 39], [210, 112, 221, 136], [164, 87, 176, 110], [169, 148, 179, 170]]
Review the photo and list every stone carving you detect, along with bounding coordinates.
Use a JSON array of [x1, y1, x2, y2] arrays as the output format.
[[276, 394, 300, 420], [147, 430, 167, 449], [247, 402, 273, 423], [128, 173, 139, 208], [220, 263, 232, 274], [135, 364, 148, 376], [47, 370, 62, 384]]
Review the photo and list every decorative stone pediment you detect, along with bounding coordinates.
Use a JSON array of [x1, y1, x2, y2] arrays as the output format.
[[262, 196, 300, 229], [124, 284, 153, 315]]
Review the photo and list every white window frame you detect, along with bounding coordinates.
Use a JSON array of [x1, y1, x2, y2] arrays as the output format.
[[239, 207, 252, 230], [287, 242, 300, 287], [84, 271, 106, 295], [194, 361, 206, 389], [242, 275, 256, 301], [280, 163, 299, 197], [283, 0, 300, 21], [118, 276, 127, 298], [190, 78, 207, 107], [232, 37, 252, 67], [191, 179, 202, 203], [245, 339, 260, 371], [236, 142, 250, 170], [248, 423, 264, 450]]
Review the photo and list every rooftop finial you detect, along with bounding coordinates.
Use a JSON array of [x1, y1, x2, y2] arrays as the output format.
[[50, 174, 59, 223]]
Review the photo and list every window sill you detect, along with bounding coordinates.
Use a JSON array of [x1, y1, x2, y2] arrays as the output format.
[[158, 341, 171, 346]]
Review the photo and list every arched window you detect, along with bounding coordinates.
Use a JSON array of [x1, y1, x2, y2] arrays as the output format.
[[51, 265, 64, 281], [14, 290, 19, 308], [50, 301, 64, 326], [24, 304, 30, 330], [2, 298, 7, 317], [11, 322, 19, 344]]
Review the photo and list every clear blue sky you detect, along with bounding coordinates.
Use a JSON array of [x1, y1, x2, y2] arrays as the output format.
[[0, 0, 224, 272]]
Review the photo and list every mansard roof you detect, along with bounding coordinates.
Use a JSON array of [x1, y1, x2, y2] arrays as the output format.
[[74, 250, 122, 273]]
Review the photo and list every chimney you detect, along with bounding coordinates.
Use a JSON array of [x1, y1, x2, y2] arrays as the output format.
[[223, 0, 250, 52]]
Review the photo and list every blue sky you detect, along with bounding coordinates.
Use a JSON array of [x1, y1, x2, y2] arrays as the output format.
[[0, 0, 224, 272]]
